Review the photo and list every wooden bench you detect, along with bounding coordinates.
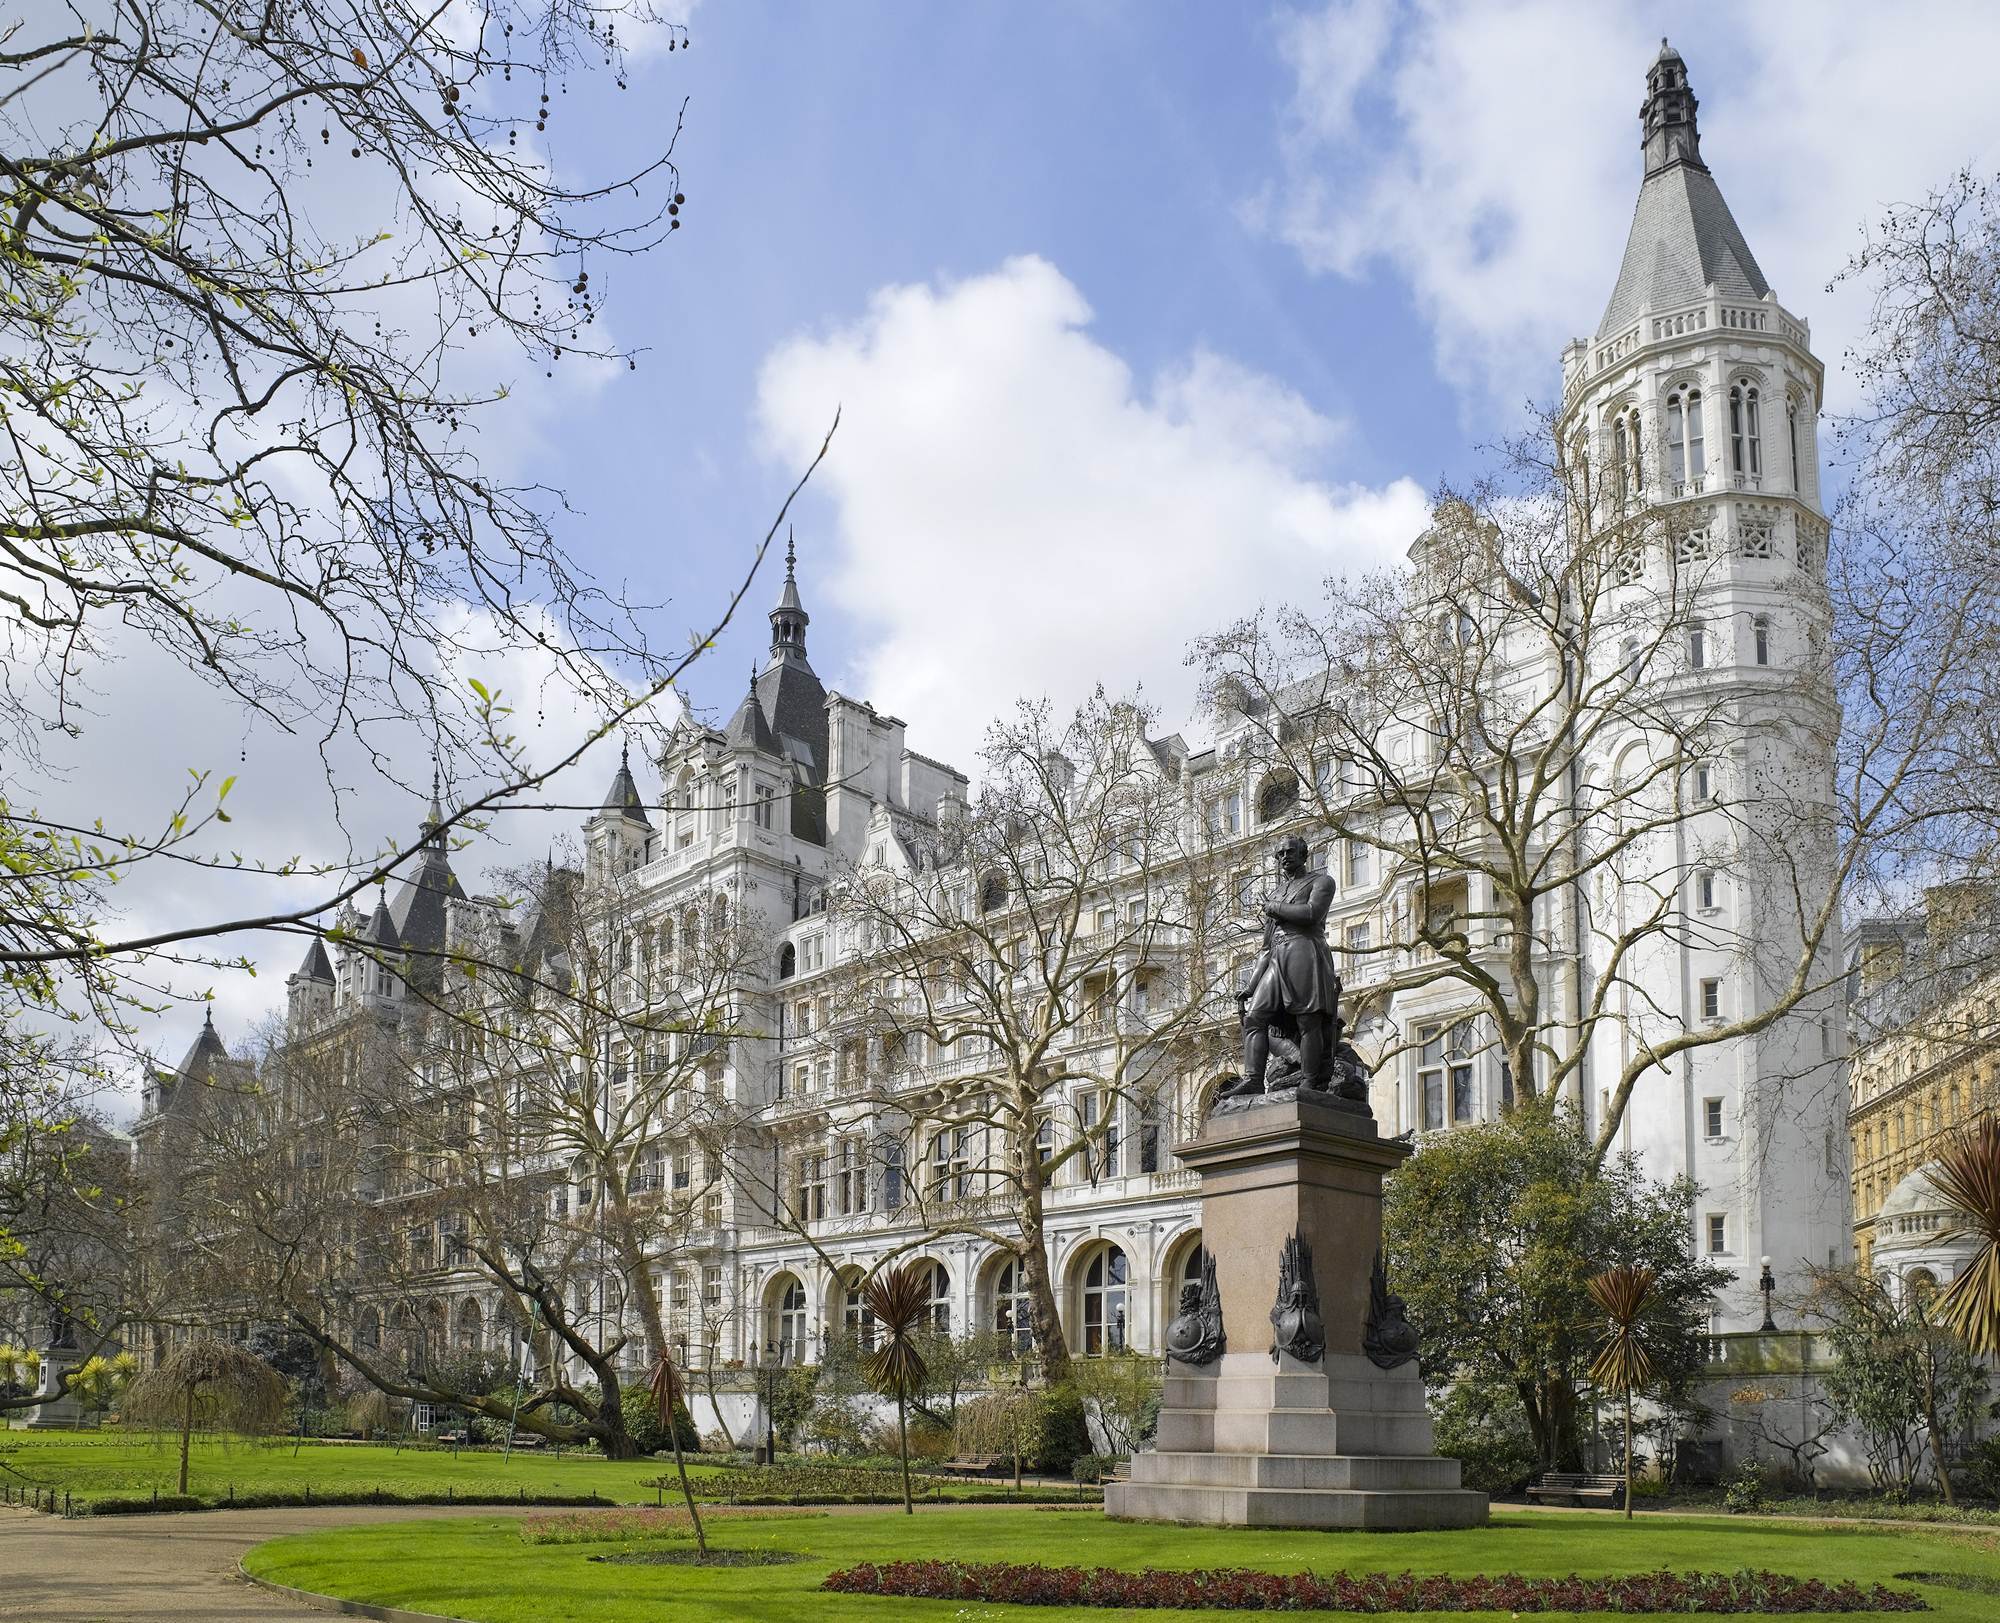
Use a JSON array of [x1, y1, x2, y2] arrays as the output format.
[[1526, 1471, 1626, 1508], [931, 1456, 1004, 1478]]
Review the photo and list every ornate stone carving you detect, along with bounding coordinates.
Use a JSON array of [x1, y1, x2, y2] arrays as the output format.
[[1164, 1251, 1226, 1367], [1363, 1250, 1420, 1370], [1269, 1230, 1325, 1364]]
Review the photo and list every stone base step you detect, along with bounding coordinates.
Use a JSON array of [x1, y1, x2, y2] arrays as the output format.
[[1127, 1450, 1464, 1491], [1105, 1478, 1488, 1530], [1153, 1407, 1435, 1457]]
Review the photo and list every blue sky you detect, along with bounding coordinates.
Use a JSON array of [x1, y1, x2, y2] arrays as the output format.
[[54, 0, 2000, 1061], [522, 0, 2000, 764]]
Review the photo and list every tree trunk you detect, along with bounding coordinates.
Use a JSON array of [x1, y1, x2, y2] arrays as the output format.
[[178, 1386, 194, 1496], [897, 1390, 914, 1514], [665, 1416, 707, 1554], [701, 1360, 738, 1451], [1923, 1394, 1956, 1505], [1622, 1391, 1633, 1520]]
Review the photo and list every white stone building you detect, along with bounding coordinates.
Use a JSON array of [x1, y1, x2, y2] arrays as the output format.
[[143, 45, 1852, 1429]]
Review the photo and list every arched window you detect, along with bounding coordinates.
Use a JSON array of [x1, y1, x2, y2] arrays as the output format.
[[1729, 383, 1761, 479], [992, 1258, 1034, 1356], [1080, 1244, 1129, 1356], [911, 1259, 951, 1332], [1666, 386, 1704, 487], [1787, 399, 1802, 492], [841, 1272, 876, 1350], [1752, 614, 1771, 666], [1256, 774, 1298, 825], [456, 1298, 483, 1353], [778, 942, 796, 980], [979, 871, 1008, 914], [771, 1276, 807, 1360], [1611, 409, 1643, 504]]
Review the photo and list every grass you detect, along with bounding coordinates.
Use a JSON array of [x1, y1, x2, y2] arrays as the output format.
[[0, 1432, 1091, 1512], [240, 1508, 2000, 1622], [0, 1429, 714, 1507]]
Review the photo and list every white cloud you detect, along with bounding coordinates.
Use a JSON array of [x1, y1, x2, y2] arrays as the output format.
[[1263, 0, 2000, 415], [754, 255, 1429, 773]]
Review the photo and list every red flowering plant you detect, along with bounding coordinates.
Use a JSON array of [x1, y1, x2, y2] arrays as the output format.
[[820, 1560, 1926, 1612]]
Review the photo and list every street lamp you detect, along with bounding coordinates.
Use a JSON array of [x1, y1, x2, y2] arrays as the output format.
[[1758, 1256, 1777, 1333], [759, 1338, 789, 1465]]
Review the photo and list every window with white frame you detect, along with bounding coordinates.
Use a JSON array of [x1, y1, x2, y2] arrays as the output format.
[[1417, 1019, 1476, 1130], [992, 1258, 1034, 1356], [1729, 382, 1762, 479], [1699, 977, 1722, 1021], [1704, 1097, 1725, 1139], [1345, 840, 1373, 888], [1706, 1212, 1728, 1255], [1612, 406, 1643, 504], [1666, 384, 1705, 487], [1693, 869, 1719, 912]]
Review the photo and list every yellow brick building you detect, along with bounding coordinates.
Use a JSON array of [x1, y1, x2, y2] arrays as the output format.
[[1847, 887, 2000, 1270]]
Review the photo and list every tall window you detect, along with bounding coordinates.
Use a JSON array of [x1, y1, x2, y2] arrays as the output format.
[[1612, 408, 1643, 504], [1729, 383, 1761, 478], [1706, 1213, 1728, 1255], [913, 1260, 951, 1332], [1788, 400, 1802, 492], [842, 1274, 876, 1349], [1081, 1246, 1128, 1355], [1704, 1097, 1725, 1139], [1688, 624, 1708, 670], [774, 1278, 807, 1359], [1345, 840, 1373, 888], [1417, 1020, 1476, 1129], [1699, 978, 1722, 1021], [993, 1259, 1034, 1356], [928, 1127, 971, 1201], [1752, 614, 1771, 666], [1693, 869, 1718, 912], [881, 1141, 905, 1211], [1666, 386, 1704, 486], [1137, 1098, 1161, 1174]]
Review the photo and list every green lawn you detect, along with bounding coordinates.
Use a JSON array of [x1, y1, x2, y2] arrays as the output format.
[[241, 1507, 2000, 1622], [0, 1430, 709, 1507]]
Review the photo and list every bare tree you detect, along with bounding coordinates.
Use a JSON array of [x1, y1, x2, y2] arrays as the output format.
[[154, 853, 762, 1458], [0, 2, 713, 1023], [782, 692, 1235, 1382]]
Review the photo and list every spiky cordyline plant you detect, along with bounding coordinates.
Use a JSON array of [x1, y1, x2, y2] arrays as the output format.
[[861, 1264, 934, 1514], [647, 1346, 706, 1555], [1586, 1264, 1659, 1520], [1931, 1116, 2000, 1358]]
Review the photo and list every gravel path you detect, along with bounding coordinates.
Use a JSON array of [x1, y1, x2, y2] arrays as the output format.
[[0, 1503, 499, 1622]]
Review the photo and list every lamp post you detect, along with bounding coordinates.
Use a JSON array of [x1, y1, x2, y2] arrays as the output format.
[[760, 1338, 788, 1465], [1758, 1256, 1777, 1333]]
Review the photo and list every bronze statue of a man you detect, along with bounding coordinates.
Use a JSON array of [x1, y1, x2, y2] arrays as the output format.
[[1219, 833, 1365, 1104]]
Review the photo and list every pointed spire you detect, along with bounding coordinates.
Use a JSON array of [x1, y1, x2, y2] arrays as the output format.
[[1640, 38, 1704, 177], [598, 735, 651, 825], [1596, 43, 1768, 340], [423, 764, 445, 848], [769, 528, 809, 662]]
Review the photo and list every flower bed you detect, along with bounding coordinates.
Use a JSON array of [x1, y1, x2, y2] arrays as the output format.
[[820, 1560, 1928, 1612]]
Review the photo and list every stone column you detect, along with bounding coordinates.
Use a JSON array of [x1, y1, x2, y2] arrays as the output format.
[[1105, 1092, 1487, 1530]]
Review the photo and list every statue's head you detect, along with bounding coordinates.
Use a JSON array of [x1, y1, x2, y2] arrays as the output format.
[[1274, 834, 1308, 873]]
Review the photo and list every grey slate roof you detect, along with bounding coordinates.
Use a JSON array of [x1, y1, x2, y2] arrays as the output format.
[[1595, 162, 1769, 339], [174, 1009, 229, 1078], [598, 746, 652, 826], [386, 845, 464, 956], [295, 938, 335, 982]]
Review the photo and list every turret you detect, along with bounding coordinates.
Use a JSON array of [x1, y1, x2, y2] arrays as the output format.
[[586, 739, 654, 880]]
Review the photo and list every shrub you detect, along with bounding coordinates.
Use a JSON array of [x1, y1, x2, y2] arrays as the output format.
[[820, 1560, 1927, 1612], [1430, 1377, 1538, 1497], [1722, 1460, 1768, 1515], [1031, 1388, 1093, 1477], [1071, 1453, 1119, 1484], [619, 1381, 699, 1456]]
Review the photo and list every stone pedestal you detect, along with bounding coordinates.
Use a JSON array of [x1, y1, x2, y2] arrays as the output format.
[[1105, 1092, 1486, 1530]]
